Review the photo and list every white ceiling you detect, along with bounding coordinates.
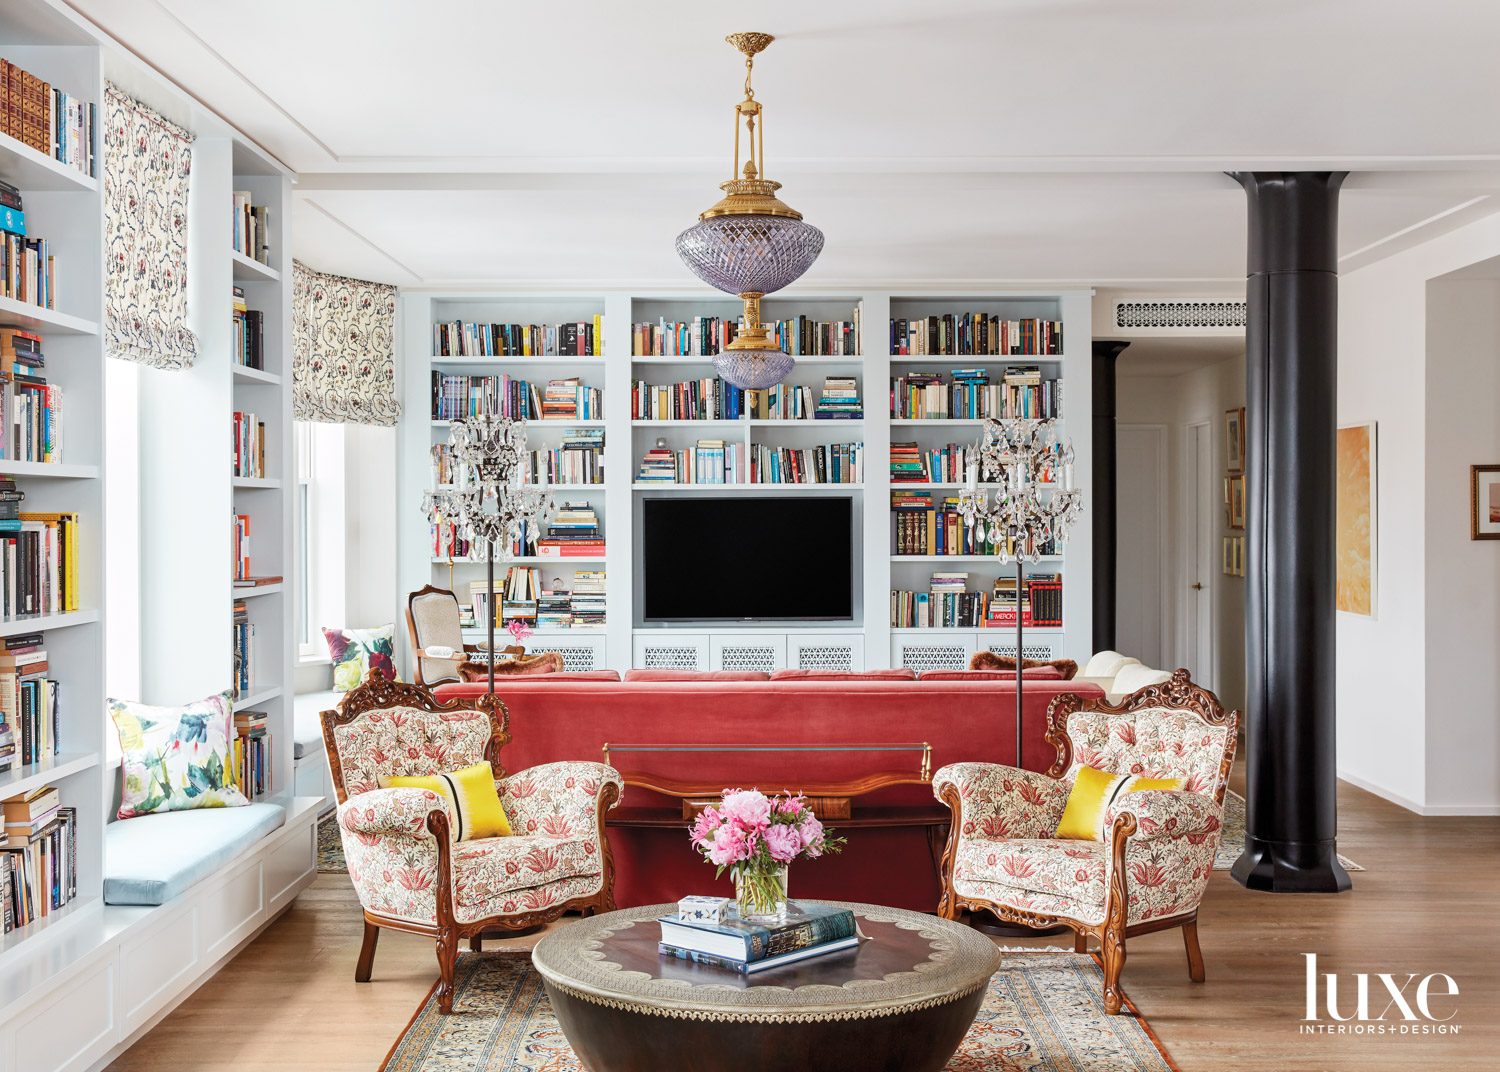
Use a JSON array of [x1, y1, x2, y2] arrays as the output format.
[[68, 0, 1500, 287]]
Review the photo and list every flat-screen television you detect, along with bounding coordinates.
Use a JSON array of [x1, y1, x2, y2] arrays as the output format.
[[641, 496, 855, 622]]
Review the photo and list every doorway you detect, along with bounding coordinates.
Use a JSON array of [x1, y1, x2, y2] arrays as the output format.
[[1116, 424, 1168, 668], [1182, 420, 1216, 687]]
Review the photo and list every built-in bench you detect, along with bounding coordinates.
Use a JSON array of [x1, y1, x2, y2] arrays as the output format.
[[103, 803, 289, 906], [292, 689, 341, 809]]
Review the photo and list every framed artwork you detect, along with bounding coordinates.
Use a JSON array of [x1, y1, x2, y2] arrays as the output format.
[[1233, 536, 1245, 577], [1228, 475, 1246, 530], [1222, 536, 1234, 575], [1473, 464, 1500, 540], [1337, 422, 1377, 615], [1226, 407, 1246, 474]]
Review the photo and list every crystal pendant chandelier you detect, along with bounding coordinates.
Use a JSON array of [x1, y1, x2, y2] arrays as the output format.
[[422, 413, 553, 695], [675, 32, 824, 390]]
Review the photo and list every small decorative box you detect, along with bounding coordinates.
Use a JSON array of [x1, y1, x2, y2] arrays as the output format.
[[677, 895, 729, 923]]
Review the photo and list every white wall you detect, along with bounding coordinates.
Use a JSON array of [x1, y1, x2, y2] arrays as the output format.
[[1336, 210, 1500, 815], [343, 423, 399, 629]]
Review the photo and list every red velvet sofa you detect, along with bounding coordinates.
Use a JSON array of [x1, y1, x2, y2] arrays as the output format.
[[433, 672, 1103, 911]]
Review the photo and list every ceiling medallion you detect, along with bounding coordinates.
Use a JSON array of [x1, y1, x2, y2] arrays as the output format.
[[675, 32, 824, 389]]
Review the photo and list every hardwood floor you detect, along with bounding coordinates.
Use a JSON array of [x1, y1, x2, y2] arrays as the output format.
[[107, 771, 1499, 1071]]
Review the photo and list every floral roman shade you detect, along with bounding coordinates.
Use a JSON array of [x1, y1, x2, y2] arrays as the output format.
[[102, 82, 198, 370], [292, 260, 401, 426]]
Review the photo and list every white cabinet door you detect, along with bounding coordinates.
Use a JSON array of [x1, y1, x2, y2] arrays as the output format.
[[709, 634, 786, 673], [531, 635, 607, 672], [632, 634, 709, 670], [890, 633, 977, 672], [785, 634, 864, 672]]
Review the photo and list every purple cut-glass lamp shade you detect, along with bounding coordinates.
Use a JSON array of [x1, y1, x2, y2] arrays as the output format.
[[676, 215, 825, 296], [713, 347, 796, 390]]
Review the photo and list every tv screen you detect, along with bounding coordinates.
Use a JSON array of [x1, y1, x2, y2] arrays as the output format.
[[641, 496, 855, 622]]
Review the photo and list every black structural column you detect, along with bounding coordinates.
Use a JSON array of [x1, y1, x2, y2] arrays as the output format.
[[1091, 340, 1129, 653], [1229, 172, 1351, 894]]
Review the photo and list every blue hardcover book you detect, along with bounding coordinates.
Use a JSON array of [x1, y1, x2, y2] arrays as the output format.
[[0, 206, 24, 238], [657, 901, 857, 962], [659, 934, 860, 974]]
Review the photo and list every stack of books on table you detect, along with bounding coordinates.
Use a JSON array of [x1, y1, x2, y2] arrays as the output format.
[[657, 901, 860, 974]]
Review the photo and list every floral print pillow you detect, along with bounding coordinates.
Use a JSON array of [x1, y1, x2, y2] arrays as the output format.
[[324, 624, 402, 691], [109, 691, 250, 819]]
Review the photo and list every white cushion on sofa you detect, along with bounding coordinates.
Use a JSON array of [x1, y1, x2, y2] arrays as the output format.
[[1083, 651, 1139, 678], [1110, 664, 1173, 698]]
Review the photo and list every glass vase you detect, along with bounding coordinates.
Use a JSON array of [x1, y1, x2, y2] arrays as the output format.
[[733, 863, 789, 923]]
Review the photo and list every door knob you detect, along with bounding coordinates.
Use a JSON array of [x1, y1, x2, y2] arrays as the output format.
[[1190, 583, 1204, 590]]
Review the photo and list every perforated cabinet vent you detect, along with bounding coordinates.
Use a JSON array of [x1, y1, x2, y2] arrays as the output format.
[[897, 644, 970, 672], [1114, 301, 1246, 330], [641, 646, 702, 671], [793, 645, 856, 672], [982, 642, 1057, 661], [545, 646, 597, 673], [719, 646, 779, 674]]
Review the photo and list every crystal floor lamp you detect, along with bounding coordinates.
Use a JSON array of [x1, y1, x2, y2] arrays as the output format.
[[423, 414, 553, 696], [958, 418, 1084, 769]]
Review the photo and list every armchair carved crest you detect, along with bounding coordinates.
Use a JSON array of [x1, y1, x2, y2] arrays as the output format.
[[320, 673, 622, 1013], [933, 669, 1238, 1014]]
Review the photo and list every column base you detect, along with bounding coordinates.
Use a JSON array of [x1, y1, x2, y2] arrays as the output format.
[[1231, 835, 1352, 893]]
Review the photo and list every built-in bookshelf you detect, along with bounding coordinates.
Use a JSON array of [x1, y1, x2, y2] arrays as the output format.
[[397, 290, 1091, 675]]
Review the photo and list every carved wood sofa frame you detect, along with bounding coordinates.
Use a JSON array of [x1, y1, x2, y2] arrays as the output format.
[[935, 669, 1239, 1014], [320, 676, 621, 1013]]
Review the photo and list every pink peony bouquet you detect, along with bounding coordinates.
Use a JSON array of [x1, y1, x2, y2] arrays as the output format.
[[690, 789, 844, 918], [505, 619, 533, 646]]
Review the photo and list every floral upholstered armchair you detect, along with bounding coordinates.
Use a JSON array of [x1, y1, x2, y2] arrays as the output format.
[[320, 674, 622, 1014], [933, 669, 1238, 1014]]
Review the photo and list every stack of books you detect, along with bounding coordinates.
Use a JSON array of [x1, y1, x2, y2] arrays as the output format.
[[986, 572, 1064, 629], [232, 599, 254, 696], [538, 502, 603, 558], [536, 591, 573, 630], [232, 287, 264, 369], [2, 785, 78, 931], [889, 442, 974, 484], [435, 318, 603, 358], [570, 571, 606, 629], [0, 632, 56, 767], [232, 411, 265, 477], [1, 508, 78, 614], [815, 376, 862, 420], [525, 428, 604, 485], [0, 183, 56, 311], [1, 328, 60, 463], [657, 901, 860, 974], [233, 710, 270, 798], [541, 378, 601, 421], [636, 441, 746, 484]]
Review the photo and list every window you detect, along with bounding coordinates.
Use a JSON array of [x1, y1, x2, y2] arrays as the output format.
[[295, 421, 346, 660]]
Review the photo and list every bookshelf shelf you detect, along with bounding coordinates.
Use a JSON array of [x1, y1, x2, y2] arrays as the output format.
[[231, 476, 282, 489], [0, 608, 101, 638], [233, 686, 283, 711], [0, 894, 102, 969], [233, 583, 284, 598], [0, 296, 98, 336], [0, 752, 101, 801], [230, 249, 280, 282], [233, 365, 281, 386], [0, 461, 100, 479], [0, 131, 98, 192]]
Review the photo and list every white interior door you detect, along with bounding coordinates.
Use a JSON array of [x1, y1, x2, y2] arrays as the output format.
[[1116, 425, 1167, 668], [1182, 421, 1216, 687]]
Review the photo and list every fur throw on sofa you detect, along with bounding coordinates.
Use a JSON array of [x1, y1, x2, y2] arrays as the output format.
[[968, 650, 1079, 680], [458, 651, 565, 680]]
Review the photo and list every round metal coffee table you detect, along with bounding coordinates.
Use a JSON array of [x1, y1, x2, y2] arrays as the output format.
[[531, 901, 1001, 1072]]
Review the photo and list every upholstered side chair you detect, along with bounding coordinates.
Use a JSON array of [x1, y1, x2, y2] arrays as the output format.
[[933, 669, 1238, 1014], [320, 674, 623, 1013]]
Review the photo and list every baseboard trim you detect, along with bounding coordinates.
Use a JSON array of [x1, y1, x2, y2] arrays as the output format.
[[1337, 770, 1500, 816]]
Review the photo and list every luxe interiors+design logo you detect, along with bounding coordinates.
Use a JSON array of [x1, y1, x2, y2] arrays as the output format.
[[1302, 954, 1462, 1035]]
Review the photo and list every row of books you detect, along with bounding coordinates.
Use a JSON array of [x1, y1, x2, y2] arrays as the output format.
[[0, 633, 58, 769], [435, 318, 604, 358], [891, 367, 1061, 420], [0, 368, 60, 465], [528, 429, 604, 485], [636, 441, 865, 485], [891, 491, 1057, 557], [232, 598, 255, 697], [657, 901, 860, 975], [1, 509, 78, 615], [632, 310, 863, 358], [0, 61, 95, 176], [232, 710, 272, 798], [890, 572, 1066, 628], [536, 570, 606, 630], [1, 228, 55, 310], [2, 787, 77, 932], [430, 373, 602, 421], [815, 376, 863, 419], [232, 412, 266, 478], [539, 502, 603, 558], [232, 286, 265, 369], [890, 442, 976, 484], [231, 191, 270, 265], [630, 376, 749, 421], [891, 585, 992, 628], [993, 573, 1064, 628], [890, 315, 1063, 356]]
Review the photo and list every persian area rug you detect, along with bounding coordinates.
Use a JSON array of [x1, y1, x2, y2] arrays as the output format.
[[1215, 790, 1364, 871], [380, 951, 1179, 1072], [317, 812, 346, 873]]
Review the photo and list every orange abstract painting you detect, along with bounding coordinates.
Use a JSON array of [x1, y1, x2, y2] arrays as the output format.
[[1336, 423, 1376, 615]]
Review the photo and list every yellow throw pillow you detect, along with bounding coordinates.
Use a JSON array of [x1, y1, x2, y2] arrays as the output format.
[[381, 761, 512, 841], [1055, 766, 1187, 841]]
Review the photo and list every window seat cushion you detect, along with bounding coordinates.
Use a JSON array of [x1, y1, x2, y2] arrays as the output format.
[[292, 690, 342, 759], [103, 802, 287, 906]]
